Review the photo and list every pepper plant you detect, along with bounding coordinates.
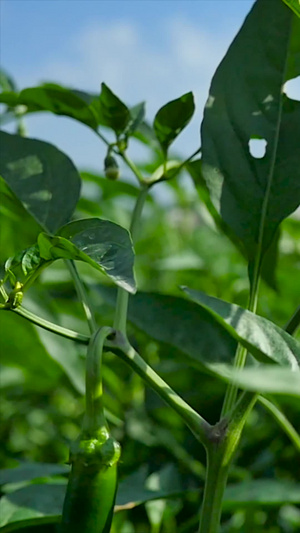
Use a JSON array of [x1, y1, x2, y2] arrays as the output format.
[[0, 0, 300, 532]]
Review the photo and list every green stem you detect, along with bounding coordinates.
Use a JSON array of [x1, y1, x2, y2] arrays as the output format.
[[21, 262, 51, 293], [258, 396, 300, 452], [198, 391, 257, 533], [284, 305, 300, 336], [106, 332, 211, 446], [197, 447, 230, 533], [83, 326, 113, 437], [221, 249, 260, 417], [66, 259, 97, 334], [113, 185, 149, 335], [119, 150, 145, 184], [10, 305, 89, 343], [220, 345, 247, 418]]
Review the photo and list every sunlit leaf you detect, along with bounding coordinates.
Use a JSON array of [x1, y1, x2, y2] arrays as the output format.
[[282, 0, 300, 18], [41, 218, 136, 293], [209, 364, 300, 396], [182, 287, 300, 368]]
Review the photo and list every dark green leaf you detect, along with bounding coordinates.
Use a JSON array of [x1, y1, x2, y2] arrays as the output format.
[[223, 479, 300, 508], [57, 219, 136, 293], [0, 84, 99, 130], [97, 83, 130, 134], [154, 92, 195, 153], [0, 484, 65, 531], [182, 287, 300, 368], [0, 132, 81, 234], [2, 475, 299, 531], [96, 286, 237, 369], [186, 159, 246, 257], [0, 463, 69, 486], [201, 0, 300, 275], [0, 312, 61, 391]]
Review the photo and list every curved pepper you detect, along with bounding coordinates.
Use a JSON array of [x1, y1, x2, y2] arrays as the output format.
[[60, 430, 121, 533], [60, 328, 121, 533]]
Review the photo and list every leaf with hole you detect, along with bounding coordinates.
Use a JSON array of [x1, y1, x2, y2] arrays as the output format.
[[200, 0, 300, 281]]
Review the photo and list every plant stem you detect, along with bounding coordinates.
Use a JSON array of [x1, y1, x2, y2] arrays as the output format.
[[65, 259, 97, 334], [10, 305, 89, 343], [220, 344, 248, 418], [83, 327, 113, 436], [198, 391, 257, 533], [284, 305, 300, 336], [220, 261, 260, 417], [197, 447, 230, 533], [113, 185, 149, 335], [119, 150, 145, 184], [106, 332, 211, 447]]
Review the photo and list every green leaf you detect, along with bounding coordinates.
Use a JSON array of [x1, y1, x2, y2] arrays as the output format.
[[0, 84, 99, 130], [186, 159, 246, 256], [55, 218, 136, 293], [125, 102, 146, 136], [282, 0, 300, 18], [223, 479, 300, 508], [209, 364, 300, 396], [97, 82, 130, 134], [96, 286, 237, 369], [2, 475, 300, 531], [0, 463, 69, 486], [80, 171, 142, 200], [36, 326, 85, 395], [5, 244, 41, 277], [0, 70, 17, 93], [187, 158, 279, 289], [182, 287, 300, 369], [154, 92, 195, 153], [0, 132, 81, 233], [200, 0, 300, 275], [0, 484, 65, 532], [0, 312, 62, 391]]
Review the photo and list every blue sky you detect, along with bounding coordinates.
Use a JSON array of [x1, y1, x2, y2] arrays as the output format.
[[1, 0, 268, 172]]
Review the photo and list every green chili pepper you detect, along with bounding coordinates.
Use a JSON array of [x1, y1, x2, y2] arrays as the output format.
[[60, 327, 121, 533], [60, 430, 120, 533]]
